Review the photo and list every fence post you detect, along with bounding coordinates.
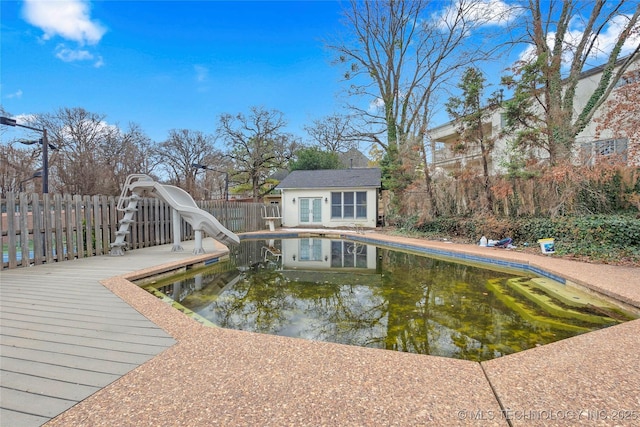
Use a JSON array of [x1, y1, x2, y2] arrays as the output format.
[[43, 193, 54, 263], [54, 194, 64, 261], [18, 193, 29, 268], [5, 193, 18, 268]]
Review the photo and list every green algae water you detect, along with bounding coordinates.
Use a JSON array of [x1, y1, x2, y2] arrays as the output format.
[[141, 238, 636, 361]]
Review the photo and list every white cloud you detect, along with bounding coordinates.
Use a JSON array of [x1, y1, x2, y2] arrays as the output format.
[[516, 33, 586, 70], [368, 97, 385, 113], [194, 65, 211, 92], [93, 55, 105, 68], [55, 44, 94, 61], [14, 114, 38, 126], [58, 119, 120, 141], [194, 65, 209, 83], [517, 33, 559, 64], [463, 0, 516, 26], [22, 0, 106, 45], [517, 13, 640, 66], [96, 120, 119, 134], [437, 0, 517, 29], [590, 14, 640, 59], [5, 89, 23, 99], [53, 43, 104, 67]]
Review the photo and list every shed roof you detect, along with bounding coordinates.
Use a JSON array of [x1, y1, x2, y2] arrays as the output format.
[[276, 168, 381, 190]]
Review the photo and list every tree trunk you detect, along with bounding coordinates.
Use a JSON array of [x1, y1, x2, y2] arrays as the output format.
[[419, 141, 438, 217]]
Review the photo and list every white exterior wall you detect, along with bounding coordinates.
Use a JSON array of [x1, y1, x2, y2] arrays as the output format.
[[429, 118, 510, 175], [280, 238, 378, 270], [428, 58, 640, 173], [281, 187, 378, 228]]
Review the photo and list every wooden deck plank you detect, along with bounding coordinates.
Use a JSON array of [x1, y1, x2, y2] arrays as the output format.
[[0, 311, 172, 336], [1, 370, 100, 401], [0, 299, 163, 321], [1, 331, 171, 361], [0, 344, 140, 376], [0, 318, 177, 346], [0, 387, 76, 418], [0, 407, 50, 427], [0, 356, 121, 386], [0, 240, 223, 427]]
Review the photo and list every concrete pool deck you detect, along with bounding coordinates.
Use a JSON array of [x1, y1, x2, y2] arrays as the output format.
[[2, 231, 639, 426]]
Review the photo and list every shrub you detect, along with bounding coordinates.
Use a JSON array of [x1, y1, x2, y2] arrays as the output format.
[[407, 214, 640, 264]]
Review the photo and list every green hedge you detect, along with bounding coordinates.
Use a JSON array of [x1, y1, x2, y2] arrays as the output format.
[[410, 214, 640, 263]]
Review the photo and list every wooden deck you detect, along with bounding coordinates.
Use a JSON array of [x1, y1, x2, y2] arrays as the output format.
[[0, 241, 224, 427]]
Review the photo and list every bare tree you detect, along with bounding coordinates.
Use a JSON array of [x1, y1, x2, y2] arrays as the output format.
[[155, 129, 219, 195], [217, 106, 297, 201], [35, 107, 118, 194], [0, 106, 42, 194], [195, 154, 234, 200], [502, 0, 640, 164], [121, 123, 159, 177], [29, 107, 156, 195], [100, 122, 158, 194], [328, 0, 510, 211], [304, 114, 357, 153], [0, 142, 40, 194]]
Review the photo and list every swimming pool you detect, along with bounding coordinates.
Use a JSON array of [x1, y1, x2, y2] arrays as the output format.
[[139, 236, 636, 361]]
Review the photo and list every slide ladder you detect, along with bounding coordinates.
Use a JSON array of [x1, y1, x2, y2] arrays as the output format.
[[110, 175, 148, 255], [110, 174, 239, 256]]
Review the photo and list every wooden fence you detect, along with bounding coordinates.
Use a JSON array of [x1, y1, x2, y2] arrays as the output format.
[[1, 192, 270, 270]]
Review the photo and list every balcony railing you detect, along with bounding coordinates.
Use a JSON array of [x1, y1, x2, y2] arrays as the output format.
[[433, 145, 483, 163]]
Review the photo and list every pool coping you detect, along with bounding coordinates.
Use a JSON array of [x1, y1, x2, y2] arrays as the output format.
[[44, 230, 640, 426]]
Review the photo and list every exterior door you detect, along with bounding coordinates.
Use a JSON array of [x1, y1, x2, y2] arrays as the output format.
[[299, 198, 322, 224]]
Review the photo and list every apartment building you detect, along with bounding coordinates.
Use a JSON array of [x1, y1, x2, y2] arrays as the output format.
[[428, 56, 639, 175]]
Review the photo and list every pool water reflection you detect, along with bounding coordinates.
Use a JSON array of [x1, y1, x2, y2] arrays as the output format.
[[141, 238, 635, 361]]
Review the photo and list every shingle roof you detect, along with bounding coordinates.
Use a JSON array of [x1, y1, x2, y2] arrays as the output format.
[[276, 168, 381, 189]]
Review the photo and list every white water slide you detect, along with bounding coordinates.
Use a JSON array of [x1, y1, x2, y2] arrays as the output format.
[[110, 174, 239, 256]]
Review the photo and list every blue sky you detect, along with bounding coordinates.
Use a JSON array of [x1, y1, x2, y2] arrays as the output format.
[[1, 0, 347, 143], [2, 0, 638, 146]]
